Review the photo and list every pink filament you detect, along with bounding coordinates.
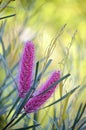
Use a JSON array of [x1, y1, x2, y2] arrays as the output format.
[[18, 41, 35, 98], [24, 70, 60, 113]]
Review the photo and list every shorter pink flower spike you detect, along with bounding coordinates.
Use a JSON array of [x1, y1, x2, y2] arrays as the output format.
[[24, 70, 60, 113], [18, 41, 35, 98]]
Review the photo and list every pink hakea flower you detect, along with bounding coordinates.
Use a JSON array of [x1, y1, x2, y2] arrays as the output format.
[[24, 70, 60, 113], [18, 41, 35, 98]]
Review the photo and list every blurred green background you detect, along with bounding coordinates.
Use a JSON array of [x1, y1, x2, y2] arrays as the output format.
[[0, 0, 86, 129]]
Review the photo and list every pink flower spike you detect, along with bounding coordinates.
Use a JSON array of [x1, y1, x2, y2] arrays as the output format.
[[18, 41, 35, 98], [24, 70, 60, 113]]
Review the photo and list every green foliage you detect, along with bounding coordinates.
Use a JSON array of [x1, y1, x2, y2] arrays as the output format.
[[0, 0, 86, 130]]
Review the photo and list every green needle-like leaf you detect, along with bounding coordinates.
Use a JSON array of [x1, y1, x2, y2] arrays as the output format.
[[7, 97, 20, 119], [0, 104, 12, 115], [37, 59, 52, 82], [78, 120, 86, 130], [11, 113, 26, 127], [72, 103, 86, 129], [11, 124, 40, 130], [0, 14, 16, 20], [37, 73, 70, 97], [42, 85, 80, 109], [12, 87, 35, 117]]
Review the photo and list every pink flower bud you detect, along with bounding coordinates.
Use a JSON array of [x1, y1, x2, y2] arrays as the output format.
[[24, 70, 60, 113], [18, 41, 35, 98]]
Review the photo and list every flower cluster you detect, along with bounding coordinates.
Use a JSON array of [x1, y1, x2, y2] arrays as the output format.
[[18, 41, 35, 98], [18, 41, 60, 113]]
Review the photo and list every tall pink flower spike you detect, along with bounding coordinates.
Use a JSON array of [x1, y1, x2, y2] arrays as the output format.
[[18, 41, 35, 98], [24, 70, 60, 113]]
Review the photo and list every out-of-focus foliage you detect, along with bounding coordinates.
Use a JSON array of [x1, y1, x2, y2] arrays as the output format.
[[0, 0, 86, 130]]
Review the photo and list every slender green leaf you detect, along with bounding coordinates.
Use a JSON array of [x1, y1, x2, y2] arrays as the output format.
[[72, 103, 85, 129], [0, 21, 6, 37], [0, 78, 15, 91], [50, 116, 59, 130], [42, 59, 52, 74], [5, 44, 11, 56], [0, 38, 5, 58], [0, 22, 6, 58], [78, 121, 86, 130], [33, 113, 38, 130], [77, 103, 86, 122], [11, 113, 26, 127], [11, 61, 19, 72], [0, 88, 16, 102], [62, 120, 65, 130], [0, 104, 12, 115], [34, 61, 39, 81], [37, 59, 52, 82], [1, 61, 19, 88], [41, 85, 80, 109], [2, 117, 16, 130], [0, 0, 15, 12], [37, 73, 70, 97], [12, 86, 35, 117], [33, 61, 39, 88], [11, 124, 40, 130], [0, 14, 16, 20], [7, 97, 20, 119], [0, 55, 18, 88], [27, 114, 43, 130]]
